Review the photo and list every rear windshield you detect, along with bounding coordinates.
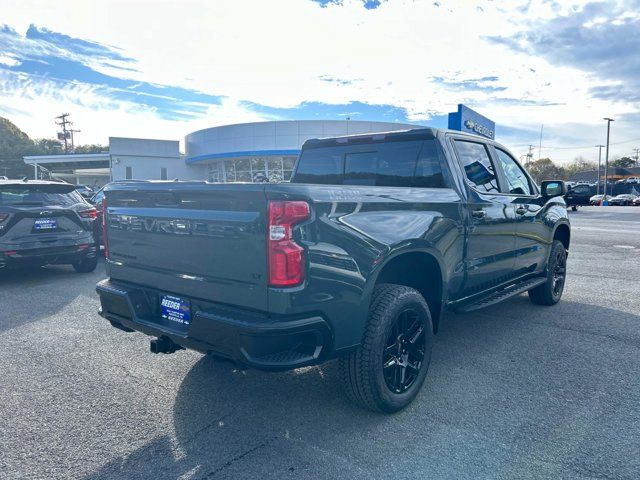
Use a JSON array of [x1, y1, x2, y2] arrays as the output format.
[[292, 139, 447, 188], [0, 185, 85, 207]]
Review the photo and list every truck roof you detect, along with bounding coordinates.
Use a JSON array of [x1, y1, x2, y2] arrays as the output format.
[[302, 127, 491, 149]]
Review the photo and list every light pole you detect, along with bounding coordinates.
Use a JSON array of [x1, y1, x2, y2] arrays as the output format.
[[602, 118, 614, 205], [595, 144, 604, 196]]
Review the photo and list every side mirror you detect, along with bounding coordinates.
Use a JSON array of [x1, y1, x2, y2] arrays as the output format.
[[541, 180, 567, 197]]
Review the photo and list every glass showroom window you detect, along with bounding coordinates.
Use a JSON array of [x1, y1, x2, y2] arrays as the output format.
[[283, 156, 296, 181], [268, 157, 284, 182], [224, 159, 237, 182], [207, 164, 221, 183], [220, 156, 298, 183], [251, 157, 267, 182]]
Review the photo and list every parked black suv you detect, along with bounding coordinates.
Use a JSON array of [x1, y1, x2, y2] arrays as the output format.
[[96, 128, 570, 412], [0, 180, 98, 272], [564, 183, 594, 211]]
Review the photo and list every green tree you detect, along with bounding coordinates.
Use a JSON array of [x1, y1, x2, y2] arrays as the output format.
[[0, 116, 108, 179], [34, 138, 64, 155], [525, 157, 565, 184], [74, 144, 108, 154], [0, 117, 40, 178], [564, 156, 598, 179], [610, 157, 636, 168]]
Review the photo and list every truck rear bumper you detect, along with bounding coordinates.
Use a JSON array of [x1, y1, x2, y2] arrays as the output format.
[[96, 279, 333, 371]]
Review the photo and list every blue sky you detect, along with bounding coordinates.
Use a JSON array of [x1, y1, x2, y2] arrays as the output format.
[[1, 0, 639, 162]]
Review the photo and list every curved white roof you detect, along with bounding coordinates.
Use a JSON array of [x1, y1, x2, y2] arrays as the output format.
[[185, 120, 420, 164]]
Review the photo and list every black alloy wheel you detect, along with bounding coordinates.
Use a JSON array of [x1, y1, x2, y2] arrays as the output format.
[[529, 240, 567, 306], [383, 308, 426, 394], [551, 248, 566, 299], [340, 284, 433, 413]]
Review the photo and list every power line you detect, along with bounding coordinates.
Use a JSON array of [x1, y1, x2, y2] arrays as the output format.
[[510, 136, 640, 152], [540, 139, 636, 151]]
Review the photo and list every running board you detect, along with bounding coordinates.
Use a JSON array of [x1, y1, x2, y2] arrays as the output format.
[[455, 277, 547, 313]]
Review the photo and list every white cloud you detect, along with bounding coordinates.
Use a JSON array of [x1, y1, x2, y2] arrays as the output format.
[[1, 0, 639, 162]]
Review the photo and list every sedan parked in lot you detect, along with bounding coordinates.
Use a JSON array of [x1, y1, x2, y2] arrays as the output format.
[[589, 194, 613, 205], [609, 194, 638, 206], [0, 180, 98, 272]]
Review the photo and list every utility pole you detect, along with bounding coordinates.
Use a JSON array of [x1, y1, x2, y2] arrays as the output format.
[[526, 145, 535, 164], [538, 124, 544, 160], [602, 118, 614, 205], [633, 147, 640, 166], [55, 114, 80, 153], [595, 145, 604, 196], [69, 127, 80, 151]]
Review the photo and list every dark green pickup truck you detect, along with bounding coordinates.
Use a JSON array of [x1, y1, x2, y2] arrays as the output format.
[[96, 128, 570, 412]]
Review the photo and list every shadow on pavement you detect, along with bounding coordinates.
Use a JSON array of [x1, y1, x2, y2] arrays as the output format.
[[85, 297, 640, 479], [0, 259, 104, 332], [0, 263, 78, 284]]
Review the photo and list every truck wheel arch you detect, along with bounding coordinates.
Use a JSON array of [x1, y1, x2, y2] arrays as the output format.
[[368, 250, 445, 334], [553, 223, 571, 252]]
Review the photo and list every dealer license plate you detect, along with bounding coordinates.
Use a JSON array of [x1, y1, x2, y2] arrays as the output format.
[[34, 218, 57, 230], [160, 295, 191, 327]]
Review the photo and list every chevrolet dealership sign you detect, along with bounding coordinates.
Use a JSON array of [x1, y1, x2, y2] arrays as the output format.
[[448, 104, 496, 140]]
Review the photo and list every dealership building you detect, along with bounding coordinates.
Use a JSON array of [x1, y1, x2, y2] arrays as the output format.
[[23, 120, 419, 185], [22, 105, 504, 185]]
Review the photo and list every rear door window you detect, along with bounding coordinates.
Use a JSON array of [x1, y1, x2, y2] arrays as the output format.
[[414, 140, 446, 188], [453, 140, 500, 194]]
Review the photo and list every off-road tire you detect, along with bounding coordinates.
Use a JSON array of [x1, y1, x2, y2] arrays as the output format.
[[528, 240, 567, 306], [340, 284, 433, 413]]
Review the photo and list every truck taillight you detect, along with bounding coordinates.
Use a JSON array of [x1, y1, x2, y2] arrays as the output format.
[[102, 197, 109, 259], [267, 200, 310, 287]]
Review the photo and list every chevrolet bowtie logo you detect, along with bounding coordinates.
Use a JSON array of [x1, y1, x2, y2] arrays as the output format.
[[464, 119, 494, 139]]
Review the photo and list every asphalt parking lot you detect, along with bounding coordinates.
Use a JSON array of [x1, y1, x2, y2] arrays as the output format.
[[1, 206, 639, 480]]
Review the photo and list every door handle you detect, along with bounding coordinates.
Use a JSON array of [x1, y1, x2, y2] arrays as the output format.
[[515, 206, 528, 215], [471, 209, 487, 219]]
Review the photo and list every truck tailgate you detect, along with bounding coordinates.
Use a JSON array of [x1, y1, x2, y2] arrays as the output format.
[[104, 183, 268, 311]]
